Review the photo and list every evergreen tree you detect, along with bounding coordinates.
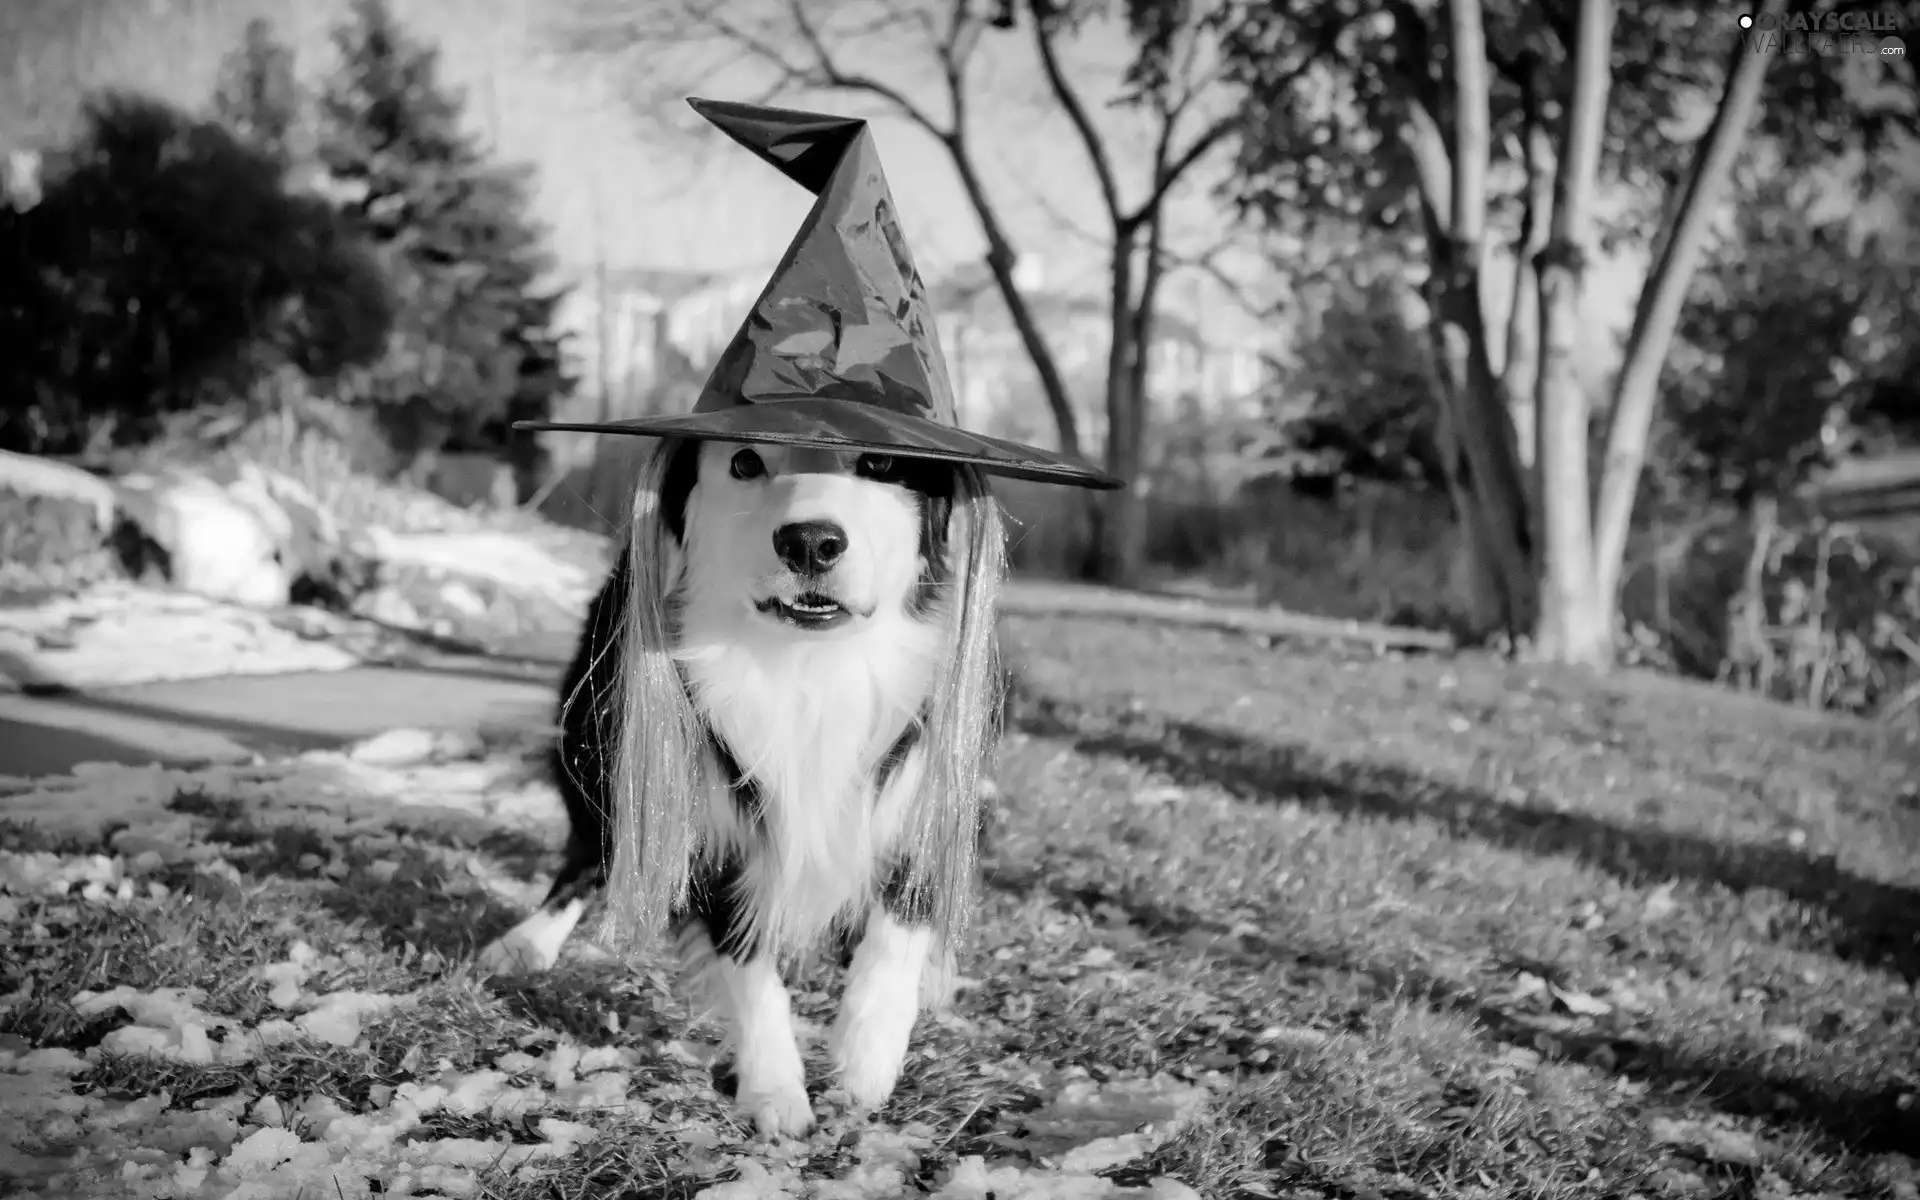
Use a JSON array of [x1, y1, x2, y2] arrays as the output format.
[[314, 0, 572, 474], [211, 17, 300, 168]]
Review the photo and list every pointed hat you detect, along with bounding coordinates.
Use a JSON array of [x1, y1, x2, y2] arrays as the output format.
[[516, 97, 1121, 490]]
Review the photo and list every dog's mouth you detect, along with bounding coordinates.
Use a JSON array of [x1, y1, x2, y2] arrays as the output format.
[[755, 592, 856, 631]]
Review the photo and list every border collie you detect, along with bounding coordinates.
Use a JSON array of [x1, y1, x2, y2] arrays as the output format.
[[480, 436, 1006, 1139]]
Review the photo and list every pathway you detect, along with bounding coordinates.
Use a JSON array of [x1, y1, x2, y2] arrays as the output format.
[[0, 658, 561, 779]]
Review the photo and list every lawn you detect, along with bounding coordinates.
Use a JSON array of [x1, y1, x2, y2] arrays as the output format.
[[3, 609, 1918, 1199]]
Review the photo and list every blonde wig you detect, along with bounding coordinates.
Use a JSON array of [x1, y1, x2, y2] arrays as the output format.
[[595, 438, 1008, 961]]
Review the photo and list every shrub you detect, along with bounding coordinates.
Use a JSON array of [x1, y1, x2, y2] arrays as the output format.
[[999, 471, 1459, 629], [1622, 509, 1920, 717], [129, 380, 474, 540], [0, 489, 121, 600], [0, 90, 392, 458]]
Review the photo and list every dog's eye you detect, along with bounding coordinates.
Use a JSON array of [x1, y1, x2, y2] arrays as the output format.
[[729, 449, 766, 481], [856, 453, 895, 478]]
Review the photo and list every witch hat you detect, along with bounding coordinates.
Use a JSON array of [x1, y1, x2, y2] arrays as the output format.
[[516, 97, 1121, 490]]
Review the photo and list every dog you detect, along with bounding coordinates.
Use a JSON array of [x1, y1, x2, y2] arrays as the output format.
[[481, 436, 1008, 1139]]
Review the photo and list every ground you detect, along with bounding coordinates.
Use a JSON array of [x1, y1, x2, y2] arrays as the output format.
[[3, 599, 1920, 1198]]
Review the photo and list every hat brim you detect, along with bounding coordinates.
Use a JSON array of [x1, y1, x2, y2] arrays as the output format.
[[516, 398, 1123, 490]]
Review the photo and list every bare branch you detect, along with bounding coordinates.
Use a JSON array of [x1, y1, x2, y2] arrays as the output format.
[[1591, 0, 1788, 608], [1449, 0, 1491, 260], [786, 0, 950, 136], [1401, 93, 1455, 234], [1123, 113, 1237, 230], [1019, 169, 1111, 251], [1165, 10, 1209, 116], [1159, 243, 1274, 323], [684, 2, 813, 90], [1123, 10, 1353, 232], [942, 0, 979, 132], [1029, 4, 1126, 226]]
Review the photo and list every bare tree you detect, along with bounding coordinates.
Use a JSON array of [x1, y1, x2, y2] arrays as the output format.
[[1023, 0, 1249, 579], [1386, 0, 1539, 638], [1226, 0, 1793, 662], [1585, 0, 1786, 642], [1492, 0, 1787, 663], [557, 0, 1252, 584], [1528, 0, 1613, 664]]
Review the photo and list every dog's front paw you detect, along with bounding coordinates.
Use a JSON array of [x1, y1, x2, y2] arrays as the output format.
[[475, 932, 555, 976], [475, 902, 587, 977], [735, 1079, 815, 1140], [829, 1030, 908, 1112]]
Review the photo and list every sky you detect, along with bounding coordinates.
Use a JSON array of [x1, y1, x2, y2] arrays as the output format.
[[0, 0, 1240, 292], [0, 0, 1654, 362]]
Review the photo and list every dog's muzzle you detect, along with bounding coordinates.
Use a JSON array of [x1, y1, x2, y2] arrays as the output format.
[[756, 592, 855, 630], [759, 520, 860, 630], [772, 520, 846, 575]]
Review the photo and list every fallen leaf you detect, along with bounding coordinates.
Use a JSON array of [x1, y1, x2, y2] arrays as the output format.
[[1642, 882, 1679, 922], [1550, 983, 1613, 1017], [1648, 1116, 1764, 1166]]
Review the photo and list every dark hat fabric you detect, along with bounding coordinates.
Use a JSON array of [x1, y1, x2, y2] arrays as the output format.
[[515, 96, 1120, 491]]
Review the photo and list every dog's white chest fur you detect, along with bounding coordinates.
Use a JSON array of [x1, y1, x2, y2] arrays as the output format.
[[675, 614, 943, 950]]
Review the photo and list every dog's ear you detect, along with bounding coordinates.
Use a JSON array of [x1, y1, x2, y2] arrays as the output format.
[[659, 438, 701, 545]]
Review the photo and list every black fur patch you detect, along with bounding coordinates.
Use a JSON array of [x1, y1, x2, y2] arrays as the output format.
[[659, 437, 701, 543], [874, 714, 924, 795], [876, 856, 936, 926], [856, 455, 957, 619], [679, 847, 757, 962]]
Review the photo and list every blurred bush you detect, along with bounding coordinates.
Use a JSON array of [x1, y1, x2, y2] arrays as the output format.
[[998, 466, 1457, 630], [1622, 510, 1920, 717], [0, 489, 123, 599], [0, 90, 392, 458]]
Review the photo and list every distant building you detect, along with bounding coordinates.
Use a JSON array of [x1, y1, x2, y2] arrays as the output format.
[[928, 260, 1268, 453], [546, 265, 761, 469]]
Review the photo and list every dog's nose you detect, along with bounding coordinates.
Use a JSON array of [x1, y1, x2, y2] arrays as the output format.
[[772, 521, 847, 573]]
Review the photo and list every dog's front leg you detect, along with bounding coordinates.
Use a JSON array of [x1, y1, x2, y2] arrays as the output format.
[[679, 921, 814, 1139], [828, 905, 933, 1111], [723, 950, 813, 1138]]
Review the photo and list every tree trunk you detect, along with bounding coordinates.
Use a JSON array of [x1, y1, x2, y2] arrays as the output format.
[[1094, 201, 1173, 587], [938, 133, 1083, 459], [1588, 0, 1786, 619], [1089, 234, 1147, 584], [1425, 301, 1521, 634], [1502, 251, 1539, 474], [1449, 299, 1537, 638], [1531, 0, 1614, 667], [1501, 54, 1553, 486], [1403, 0, 1536, 640]]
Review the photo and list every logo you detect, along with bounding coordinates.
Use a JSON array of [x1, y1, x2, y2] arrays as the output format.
[[1736, 10, 1906, 58]]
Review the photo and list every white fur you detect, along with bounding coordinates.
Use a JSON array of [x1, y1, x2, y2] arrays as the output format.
[[678, 924, 814, 1139], [478, 898, 588, 975], [673, 443, 946, 955], [829, 908, 934, 1108]]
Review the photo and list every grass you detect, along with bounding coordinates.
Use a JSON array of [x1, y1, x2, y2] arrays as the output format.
[[3, 609, 1919, 1198]]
